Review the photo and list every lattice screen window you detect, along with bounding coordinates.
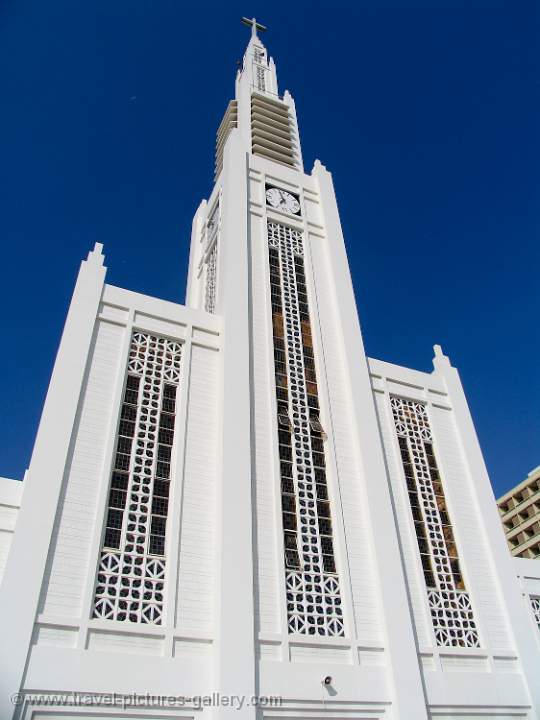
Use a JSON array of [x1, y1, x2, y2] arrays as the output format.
[[203, 200, 220, 314], [256, 65, 266, 91], [204, 243, 218, 314], [390, 396, 480, 648], [267, 220, 344, 637], [531, 596, 540, 630], [93, 332, 182, 625]]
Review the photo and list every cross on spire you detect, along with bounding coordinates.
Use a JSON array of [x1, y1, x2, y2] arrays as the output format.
[[241, 16, 267, 38]]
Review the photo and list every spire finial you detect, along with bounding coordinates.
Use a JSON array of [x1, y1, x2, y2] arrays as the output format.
[[241, 16, 267, 39], [86, 242, 105, 266], [432, 344, 452, 369]]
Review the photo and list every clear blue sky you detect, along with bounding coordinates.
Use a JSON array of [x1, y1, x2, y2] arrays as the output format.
[[0, 1, 538, 497]]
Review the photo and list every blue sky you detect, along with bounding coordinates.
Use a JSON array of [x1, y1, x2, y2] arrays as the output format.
[[0, 1, 537, 497]]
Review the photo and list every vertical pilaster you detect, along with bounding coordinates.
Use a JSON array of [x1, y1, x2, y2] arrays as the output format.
[[312, 161, 429, 720], [433, 346, 540, 717], [213, 128, 257, 720], [0, 244, 106, 720], [283, 91, 304, 172], [185, 200, 207, 309]]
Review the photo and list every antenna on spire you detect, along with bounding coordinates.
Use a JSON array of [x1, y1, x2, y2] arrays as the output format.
[[241, 16, 267, 38]]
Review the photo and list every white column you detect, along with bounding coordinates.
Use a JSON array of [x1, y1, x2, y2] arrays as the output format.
[[432, 346, 540, 717], [213, 129, 257, 720], [0, 244, 106, 720], [312, 160, 429, 720]]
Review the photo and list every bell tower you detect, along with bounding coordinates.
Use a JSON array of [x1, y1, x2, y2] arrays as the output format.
[[185, 17, 431, 720]]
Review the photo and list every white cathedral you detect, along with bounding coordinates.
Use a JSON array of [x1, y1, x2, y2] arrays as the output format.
[[0, 18, 539, 720]]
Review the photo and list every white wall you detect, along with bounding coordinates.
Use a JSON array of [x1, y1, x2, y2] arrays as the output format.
[[0, 477, 23, 587], [368, 356, 536, 714], [308, 223, 384, 650], [175, 343, 219, 635], [250, 197, 283, 637], [37, 320, 124, 619], [1, 272, 224, 716], [514, 557, 540, 645], [430, 403, 513, 654]]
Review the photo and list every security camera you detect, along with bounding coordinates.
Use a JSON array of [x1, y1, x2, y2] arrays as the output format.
[[322, 676, 332, 686]]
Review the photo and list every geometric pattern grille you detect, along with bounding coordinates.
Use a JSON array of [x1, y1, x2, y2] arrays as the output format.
[[390, 396, 480, 648], [267, 221, 344, 637], [531, 596, 540, 631], [203, 199, 220, 314], [204, 242, 218, 314], [254, 47, 267, 92], [92, 332, 182, 625], [256, 65, 266, 92]]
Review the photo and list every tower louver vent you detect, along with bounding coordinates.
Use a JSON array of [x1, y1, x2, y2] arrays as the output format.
[[251, 93, 298, 169], [214, 100, 238, 180]]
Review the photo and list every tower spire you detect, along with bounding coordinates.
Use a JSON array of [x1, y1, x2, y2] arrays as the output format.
[[241, 16, 267, 39]]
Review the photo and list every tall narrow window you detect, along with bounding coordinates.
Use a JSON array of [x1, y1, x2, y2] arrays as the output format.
[[531, 596, 540, 631], [93, 332, 182, 625], [253, 47, 267, 91], [256, 65, 266, 92], [204, 243, 218, 313], [267, 221, 343, 637], [203, 200, 220, 314], [390, 396, 480, 647]]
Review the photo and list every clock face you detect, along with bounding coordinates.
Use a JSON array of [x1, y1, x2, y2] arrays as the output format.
[[266, 187, 301, 216]]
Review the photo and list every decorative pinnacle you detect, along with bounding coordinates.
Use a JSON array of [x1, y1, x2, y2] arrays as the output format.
[[86, 241, 105, 266], [241, 16, 267, 38], [433, 344, 451, 368]]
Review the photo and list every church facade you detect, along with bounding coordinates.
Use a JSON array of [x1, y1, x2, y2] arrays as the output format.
[[0, 20, 539, 720]]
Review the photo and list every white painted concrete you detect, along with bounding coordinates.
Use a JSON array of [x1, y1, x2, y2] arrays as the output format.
[[0, 23, 538, 720], [0, 477, 23, 588]]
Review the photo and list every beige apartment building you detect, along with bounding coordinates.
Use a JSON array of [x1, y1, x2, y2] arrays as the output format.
[[498, 465, 540, 558]]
